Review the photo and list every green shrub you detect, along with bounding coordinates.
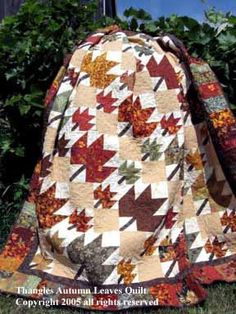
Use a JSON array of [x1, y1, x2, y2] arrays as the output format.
[[0, 0, 102, 239]]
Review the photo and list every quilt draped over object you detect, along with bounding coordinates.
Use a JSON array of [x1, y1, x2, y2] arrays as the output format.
[[1, 26, 236, 311]]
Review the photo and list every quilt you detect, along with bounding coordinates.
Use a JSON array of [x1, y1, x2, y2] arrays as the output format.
[[0, 25, 236, 311]]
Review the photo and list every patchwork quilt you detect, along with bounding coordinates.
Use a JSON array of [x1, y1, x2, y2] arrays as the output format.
[[1, 25, 236, 311]]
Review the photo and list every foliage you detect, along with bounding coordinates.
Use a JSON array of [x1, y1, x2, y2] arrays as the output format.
[[123, 6, 152, 30], [0, 0, 103, 237], [0, 1, 235, 241]]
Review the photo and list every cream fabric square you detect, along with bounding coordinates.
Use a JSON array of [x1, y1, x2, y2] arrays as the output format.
[[121, 51, 136, 71], [73, 85, 96, 107], [138, 255, 163, 281], [142, 161, 166, 183], [43, 127, 57, 153], [101, 41, 123, 52], [133, 71, 153, 95], [70, 49, 87, 68], [119, 136, 142, 161], [94, 208, 119, 232], [51, 157, 70, 182], [185, 125, 199, 149], [96, 111, 118, 135], [155, 89, 180, 114], [69, 182, 94, 208], [120, 231, 146, 260]]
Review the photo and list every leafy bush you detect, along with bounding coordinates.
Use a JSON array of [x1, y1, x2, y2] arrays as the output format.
[[0, 1, 235, 241], [0, 0, 101, 179], [0, 0, 102, 238]]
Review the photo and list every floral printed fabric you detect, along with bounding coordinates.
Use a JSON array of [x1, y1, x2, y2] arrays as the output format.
[[0, 26, 236, 311]]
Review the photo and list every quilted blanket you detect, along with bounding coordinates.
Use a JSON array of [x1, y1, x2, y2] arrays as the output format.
[[1, 25, 236, 311]]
